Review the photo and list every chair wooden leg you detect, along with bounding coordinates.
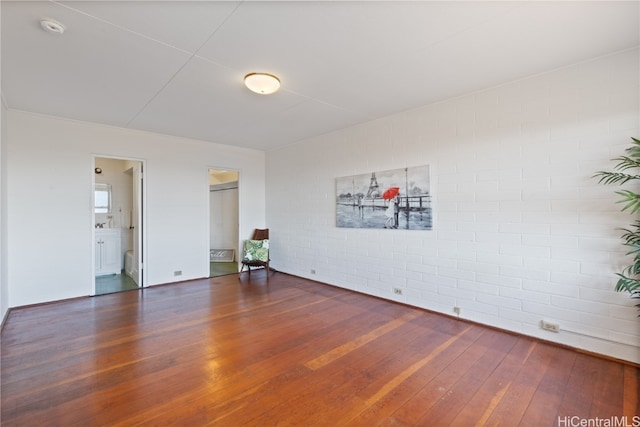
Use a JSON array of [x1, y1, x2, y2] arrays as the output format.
[[239, 263, 249, 280], [239, 262, 272, 282]]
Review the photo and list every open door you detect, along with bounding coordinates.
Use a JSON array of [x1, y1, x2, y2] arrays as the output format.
[[132, 163, 143, 286], [93, 156, 145, 295]]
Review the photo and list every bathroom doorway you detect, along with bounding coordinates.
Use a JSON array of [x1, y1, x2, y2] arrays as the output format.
[[93, 156, 145, 295], [208, 168, 239, 277]]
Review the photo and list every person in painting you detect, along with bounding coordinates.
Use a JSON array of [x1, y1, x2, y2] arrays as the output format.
[[384, 199, 395, 228], [393, 195, 400, 228]]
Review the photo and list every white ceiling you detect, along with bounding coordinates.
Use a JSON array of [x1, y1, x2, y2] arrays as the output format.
[[2, 1, 638, 151]]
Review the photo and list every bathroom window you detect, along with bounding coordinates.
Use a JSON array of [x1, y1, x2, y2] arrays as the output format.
[[95, 183, 112, 213]]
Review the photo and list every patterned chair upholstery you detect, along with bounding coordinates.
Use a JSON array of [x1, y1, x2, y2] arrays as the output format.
[[239, 229, 273, 280]]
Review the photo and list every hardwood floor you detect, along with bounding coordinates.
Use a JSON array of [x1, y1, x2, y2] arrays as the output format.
[[2, 272, 638, 426]]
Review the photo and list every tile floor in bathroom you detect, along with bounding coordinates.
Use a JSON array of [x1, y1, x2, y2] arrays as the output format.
[[95, 272, 139, 295]]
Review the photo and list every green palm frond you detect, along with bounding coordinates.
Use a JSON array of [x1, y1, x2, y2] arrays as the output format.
[[626, 137, 640, 158], [613, 156, 640, 171], [621, 231, 640, 245], [615, 274, 640, 295], [621, 257, 640, 276], [593, 172, 639, 185], [620, 222, 640, 246], [615, 190, 640, 214], [628, 244, 640, 254], [595, 137, 640, 310]]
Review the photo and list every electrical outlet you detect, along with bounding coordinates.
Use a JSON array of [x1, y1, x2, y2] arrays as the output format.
[[174, 270, 182, 277], [393, 287, 403, 295], [541, 320, 559, 333], [453, 306, 461, 315], [310, 269, 316, 275]]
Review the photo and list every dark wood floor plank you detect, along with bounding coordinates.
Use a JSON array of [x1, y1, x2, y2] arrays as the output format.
[[589, 359, 625, 419], [266, 321, 448, 426], [556, 353, 602, 419], [210, 314, 428, 425], [433, 336, 537, 425], [518, 346, 576, 426], [481, 341, 558, 425], [1, 273, 637, 426], [344, 326, 487, 426], [623, 365, 640, 418], [393, 328, 517, 426]]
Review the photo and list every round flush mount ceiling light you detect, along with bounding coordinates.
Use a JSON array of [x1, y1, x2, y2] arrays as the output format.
[[244, 73, 280, 95], [40, 18, 65, 35]]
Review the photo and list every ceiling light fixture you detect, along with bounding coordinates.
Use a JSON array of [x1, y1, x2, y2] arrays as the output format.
[[244, 73, 280, 95], [40, 18, 65, 35]]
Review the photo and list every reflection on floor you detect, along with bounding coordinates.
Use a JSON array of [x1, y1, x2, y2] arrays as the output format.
[[210, 262, 238, 277], [95, 272, 138, 295]]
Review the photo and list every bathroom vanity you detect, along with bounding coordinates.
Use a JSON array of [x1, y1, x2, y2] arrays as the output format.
[[95, 228, 122, 276]]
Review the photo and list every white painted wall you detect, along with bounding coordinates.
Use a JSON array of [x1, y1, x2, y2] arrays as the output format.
[[0, 0, 7, 323], [1, 99, 7, 323], [6, 111, 265, 306], [266, 48, 640, 363]]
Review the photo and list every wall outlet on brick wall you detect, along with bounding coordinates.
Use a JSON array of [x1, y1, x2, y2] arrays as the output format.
[[541, 320, 559, 333]]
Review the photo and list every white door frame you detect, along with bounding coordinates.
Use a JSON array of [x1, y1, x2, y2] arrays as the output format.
[[207, 166, 241, 275], [91, 155, 147, 295]]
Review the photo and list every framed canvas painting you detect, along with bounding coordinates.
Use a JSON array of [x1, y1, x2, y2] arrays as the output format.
[[336, 165, 432, 230]]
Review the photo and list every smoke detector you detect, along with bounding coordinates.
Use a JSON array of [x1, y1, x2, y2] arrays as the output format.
[[40, 19, 65, 35]]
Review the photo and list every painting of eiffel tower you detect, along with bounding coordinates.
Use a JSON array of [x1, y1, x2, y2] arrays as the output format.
[[365, 172, 380, 199], [335, 165, 432, 230]]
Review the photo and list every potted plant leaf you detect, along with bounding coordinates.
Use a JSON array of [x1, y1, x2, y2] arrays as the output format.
[[593, 137, 640, 310]]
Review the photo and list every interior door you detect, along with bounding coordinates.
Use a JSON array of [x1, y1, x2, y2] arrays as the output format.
[[132, 164, 143, 286]]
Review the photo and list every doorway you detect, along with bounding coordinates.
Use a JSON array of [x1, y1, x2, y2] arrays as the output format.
[[93, 157, 145, 295], [209, 169, 239, 277]]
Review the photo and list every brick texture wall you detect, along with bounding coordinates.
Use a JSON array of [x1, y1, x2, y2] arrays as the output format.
[[266, 48, 640, 363]]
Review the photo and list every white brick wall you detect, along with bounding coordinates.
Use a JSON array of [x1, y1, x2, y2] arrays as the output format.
[[266, 48, 640, 363]]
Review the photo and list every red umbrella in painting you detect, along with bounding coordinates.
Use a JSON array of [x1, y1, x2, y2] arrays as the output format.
[[382, 187, 400, 200]]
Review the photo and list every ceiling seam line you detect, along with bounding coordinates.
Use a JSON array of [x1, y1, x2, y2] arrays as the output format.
[[49, 0, 193, 56], [125, 0, 245, 126]]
